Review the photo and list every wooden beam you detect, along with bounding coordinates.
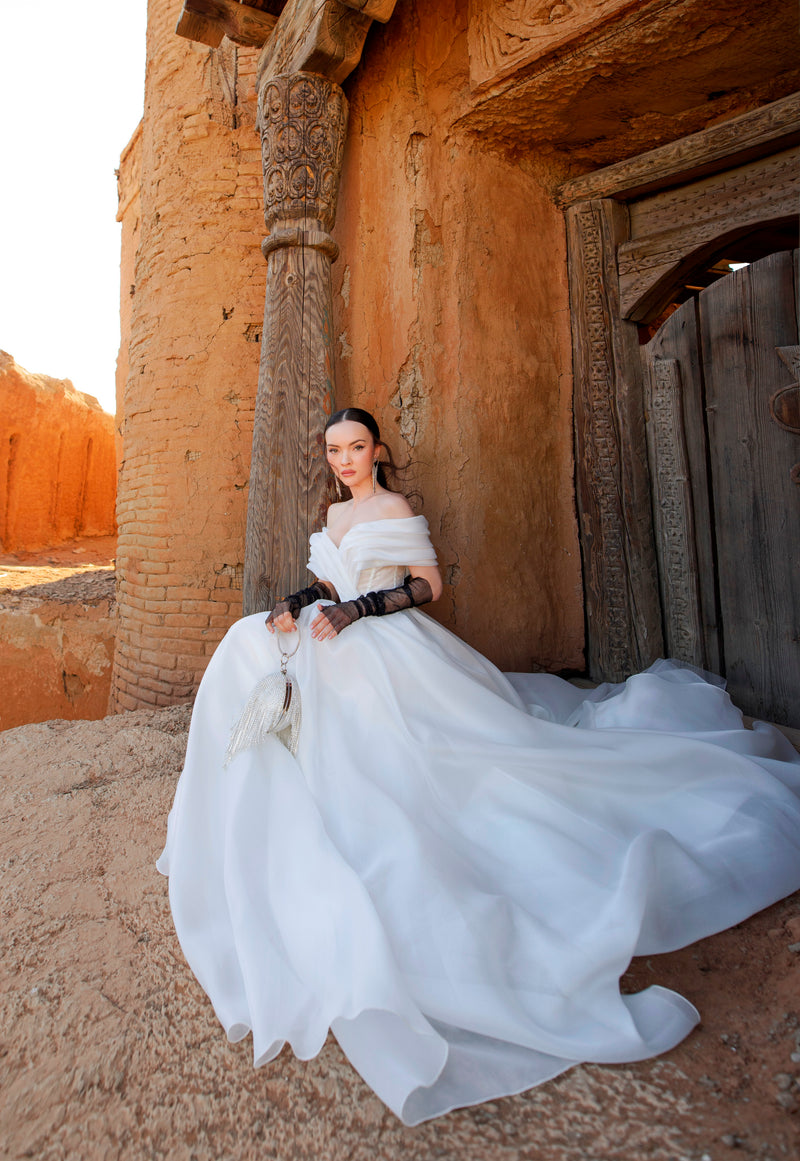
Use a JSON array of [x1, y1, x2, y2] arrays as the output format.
[[176, 0, 279, 49], [257, 0, 393, 87], [338, 0, 396, 20], [557, 92, 800, 207], [176, 2, 225, 47]]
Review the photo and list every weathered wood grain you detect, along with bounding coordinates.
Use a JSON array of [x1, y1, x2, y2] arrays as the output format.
[[642, 349, 705, 668], [176, 0, 278, 47], [557, 92, 800, 207], [566, 198, 663, 681], [242, 1, 399, 613], [338, 0, 396, 20], [642, 300, 721, 673], [618, 146, 799, 321], [256, 0, 374, 87], [243, 72, 348, 615], [244, 242, 336, 611], [175, 2, 225, 47], [700, 250, 800, 725]]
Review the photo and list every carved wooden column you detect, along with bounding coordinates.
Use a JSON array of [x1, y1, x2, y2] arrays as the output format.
[[235, 0, 397, 614], [243, 71, 348, 613], [565, 198, 663, 680], [173, 0, 397, 612]]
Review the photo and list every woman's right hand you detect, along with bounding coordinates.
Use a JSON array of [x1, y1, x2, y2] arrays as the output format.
[[265, 601, 298, 634]]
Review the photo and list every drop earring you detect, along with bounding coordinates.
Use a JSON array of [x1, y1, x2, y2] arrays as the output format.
[[372, 460, 378, 494]]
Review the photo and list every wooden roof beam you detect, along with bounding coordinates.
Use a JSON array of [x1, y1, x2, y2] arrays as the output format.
[[175, 0, 396, 65], [176, 0, 279, 49], [338, 0, 396, 20], [256, 0, 397, 87]]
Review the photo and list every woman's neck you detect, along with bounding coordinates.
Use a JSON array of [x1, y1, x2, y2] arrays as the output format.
[[349, 482, 378, 506]]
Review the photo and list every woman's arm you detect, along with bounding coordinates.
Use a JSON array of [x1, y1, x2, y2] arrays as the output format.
[[266, 578, 340, 634], [409, 563, 442, 603], [310, 561, 442, 641], [310, 573, 438, 640]]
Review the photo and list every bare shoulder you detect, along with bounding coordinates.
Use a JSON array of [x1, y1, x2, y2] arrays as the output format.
[[375, 491, 416, 519], [325, 500, 351, 527]]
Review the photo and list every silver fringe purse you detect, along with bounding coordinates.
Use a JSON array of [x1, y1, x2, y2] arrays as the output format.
[[224, 628, 302, 765]]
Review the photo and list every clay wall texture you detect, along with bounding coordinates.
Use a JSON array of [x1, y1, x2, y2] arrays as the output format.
[[0, 587, 115, 730], [112, 0, 798, 707], [115, 121, 143, 465], [0, 353, 116, 553], [110, 0, 265, 712], [331, 1, 582, 671]]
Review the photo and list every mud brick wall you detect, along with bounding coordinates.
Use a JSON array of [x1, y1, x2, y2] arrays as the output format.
[[0, 353, 116, 553], [0, 571, 116, 730], [110, 0, 265, 712]]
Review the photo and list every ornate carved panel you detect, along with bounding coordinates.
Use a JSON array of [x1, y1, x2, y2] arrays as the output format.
[[643, 355, 704, 665], [565, 198, 663, 680], [557, 92, 800, 207], [468, 0, 638, 89], [618, 145, 800, 321], [258, 72, 348, 230]]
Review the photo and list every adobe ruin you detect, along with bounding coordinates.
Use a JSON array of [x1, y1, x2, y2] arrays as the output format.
[[0, 353, 117, 727], [110, 0, 800, 722], [0, 352, 116, 554]]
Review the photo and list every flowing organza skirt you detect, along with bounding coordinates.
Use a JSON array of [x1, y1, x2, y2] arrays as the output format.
[[157, 606, 800, 1124]]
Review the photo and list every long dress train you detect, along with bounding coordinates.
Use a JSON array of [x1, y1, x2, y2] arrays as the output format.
[[157, 516, 800, 1124]]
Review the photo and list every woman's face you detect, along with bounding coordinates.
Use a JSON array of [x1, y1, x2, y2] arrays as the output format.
[[325, 420, 378, 491]]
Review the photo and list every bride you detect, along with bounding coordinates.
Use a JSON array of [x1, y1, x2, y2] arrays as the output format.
[[158, 407, 800, 1125]]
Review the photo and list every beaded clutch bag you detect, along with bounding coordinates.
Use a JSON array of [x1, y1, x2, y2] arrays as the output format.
[[224, 629, 302, 765]]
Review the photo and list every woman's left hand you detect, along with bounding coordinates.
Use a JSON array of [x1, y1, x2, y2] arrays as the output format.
[[310, 601, 359, 641]]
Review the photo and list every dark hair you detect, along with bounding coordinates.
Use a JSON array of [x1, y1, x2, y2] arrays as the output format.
[[324, 407, 403, 494]]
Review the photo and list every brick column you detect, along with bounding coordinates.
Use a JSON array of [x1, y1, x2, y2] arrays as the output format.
[[110, 0, 266, 711]]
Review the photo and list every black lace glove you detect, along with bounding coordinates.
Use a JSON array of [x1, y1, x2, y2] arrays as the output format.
[[266, 580, 333, 627], [314, 576, 433, 636]]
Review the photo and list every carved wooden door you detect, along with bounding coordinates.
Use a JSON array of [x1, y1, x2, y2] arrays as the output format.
[[642, 250, 800, 726]]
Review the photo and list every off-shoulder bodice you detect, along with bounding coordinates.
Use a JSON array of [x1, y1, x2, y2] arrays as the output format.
[[307, 515, 438, 600]]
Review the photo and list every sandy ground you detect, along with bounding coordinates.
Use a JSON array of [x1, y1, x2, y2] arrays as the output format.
[[1, 703, 799, 1161], [0, 536, 117, 607]]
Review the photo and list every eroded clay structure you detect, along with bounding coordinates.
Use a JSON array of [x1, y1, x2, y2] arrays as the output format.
[[111, 0, 800, 725], [0, 352, 116, 553]]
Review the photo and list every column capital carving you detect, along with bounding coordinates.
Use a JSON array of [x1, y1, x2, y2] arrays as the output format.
[[258, 72, 348, 234]]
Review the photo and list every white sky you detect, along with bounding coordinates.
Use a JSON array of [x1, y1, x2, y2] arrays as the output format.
[[0, 3, 148, 415]]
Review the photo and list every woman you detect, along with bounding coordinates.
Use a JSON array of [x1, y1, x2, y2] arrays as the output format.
[[158, 408, 800, 1125]]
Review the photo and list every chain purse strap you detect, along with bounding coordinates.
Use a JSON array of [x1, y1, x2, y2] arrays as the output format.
[[224, 628, 303, 766]]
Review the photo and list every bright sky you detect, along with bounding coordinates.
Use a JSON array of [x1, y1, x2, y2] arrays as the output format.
[[0, 3, 148, 415]]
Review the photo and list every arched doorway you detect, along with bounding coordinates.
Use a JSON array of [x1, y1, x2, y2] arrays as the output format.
[[559, 92, 800, 722]]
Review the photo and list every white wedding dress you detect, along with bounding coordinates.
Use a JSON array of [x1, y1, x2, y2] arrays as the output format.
[[157, 516, 800, 1124]]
